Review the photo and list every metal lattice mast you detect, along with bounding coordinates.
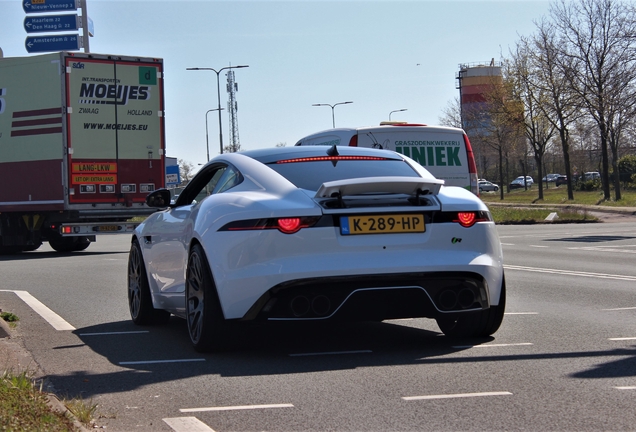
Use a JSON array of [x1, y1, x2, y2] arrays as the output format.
[[226, 70, 241, 152]]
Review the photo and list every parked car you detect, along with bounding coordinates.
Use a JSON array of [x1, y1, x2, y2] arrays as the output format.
[[582, 172, 600, 181], [127, 146, 506, 352], [542, 173, 561, 182], [509, 176, 534, 189], [555, 175, 568, 186], [479, 180, 499, 192]]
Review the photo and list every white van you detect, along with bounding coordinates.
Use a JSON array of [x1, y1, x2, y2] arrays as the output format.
[[294, 123, 479, 194]]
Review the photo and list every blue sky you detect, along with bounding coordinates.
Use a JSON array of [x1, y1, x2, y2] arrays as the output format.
[[1, 0, 552, 166]]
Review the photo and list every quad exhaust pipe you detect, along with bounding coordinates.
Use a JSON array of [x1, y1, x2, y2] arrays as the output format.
[[290, 295, 332, 317], [438, 288, 476, 311]]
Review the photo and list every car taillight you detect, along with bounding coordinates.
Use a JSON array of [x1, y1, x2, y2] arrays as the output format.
[[348, 135, 358, 146], [277, 218, 302, 234], [221, 216, 321, 234], [453, 212, 490, 228]]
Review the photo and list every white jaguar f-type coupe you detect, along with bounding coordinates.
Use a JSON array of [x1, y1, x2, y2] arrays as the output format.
[[128, 145, 505, 352]]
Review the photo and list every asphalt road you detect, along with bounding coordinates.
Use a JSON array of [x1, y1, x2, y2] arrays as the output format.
[[2, 219, 636, 431]]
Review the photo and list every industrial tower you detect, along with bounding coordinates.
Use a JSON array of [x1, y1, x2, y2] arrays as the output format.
[[226, 70, 241, 152]]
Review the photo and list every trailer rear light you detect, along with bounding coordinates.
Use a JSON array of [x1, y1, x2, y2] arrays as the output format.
[[221, 216, 321, 234], [61, 226, 73, 234], [121, 184, 136, 193], [100, 185, 115, 193], [80, 185, 96, 193]]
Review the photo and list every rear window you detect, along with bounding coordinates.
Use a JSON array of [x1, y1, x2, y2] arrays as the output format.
[[266, 158, 420, 191]]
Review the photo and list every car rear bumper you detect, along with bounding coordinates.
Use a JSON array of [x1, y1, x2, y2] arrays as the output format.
[[242, 271, 491, 322]]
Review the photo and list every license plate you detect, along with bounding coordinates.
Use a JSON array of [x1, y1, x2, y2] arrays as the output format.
[[340, 214, 425, 235], [96, 225, 120, 232]]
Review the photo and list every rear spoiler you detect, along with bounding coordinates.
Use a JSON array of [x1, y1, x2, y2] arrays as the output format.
[[315, 176, 444, 198]]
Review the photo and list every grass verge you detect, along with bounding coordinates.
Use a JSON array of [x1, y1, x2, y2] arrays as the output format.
[[488, 206, 597, 224], [480, 186, 636, 207], [0, 369, 82, 431]]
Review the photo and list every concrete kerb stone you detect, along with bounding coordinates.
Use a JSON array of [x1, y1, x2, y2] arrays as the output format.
[[0, 316, 11, 339], [486, 201, 636, 216]]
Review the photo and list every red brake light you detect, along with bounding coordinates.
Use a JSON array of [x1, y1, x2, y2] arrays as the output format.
[[349, 135, 358, 146], [277, 218, 301, 234], [455, 212, 477, 227], [61, 226, 73, 234], [276, 156, 388, 164]]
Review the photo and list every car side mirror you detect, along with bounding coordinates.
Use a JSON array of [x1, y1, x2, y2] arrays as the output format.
[[146, 189, 172, 208]]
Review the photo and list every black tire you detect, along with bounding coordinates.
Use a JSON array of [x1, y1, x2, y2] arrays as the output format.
[[0, 245, 23, 255], [186, 243, 231, 352], [22, 242, 43, 252], [128, 239, 170, 325], [72, 238, 91, 251], [49, 237, 76, 253], [436, 277, 506, 338]]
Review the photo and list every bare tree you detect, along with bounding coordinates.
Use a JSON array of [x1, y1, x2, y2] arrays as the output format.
[[529, 19, 582, 200], [438, 96, 463, 129], [507, 38, 557, 200], [178, 159, 195, 185], [550, 0, 636, 201], [468, 78, 525, 199]]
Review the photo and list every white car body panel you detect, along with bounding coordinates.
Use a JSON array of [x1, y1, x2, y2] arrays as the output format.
[[132, 146, 504, 331]]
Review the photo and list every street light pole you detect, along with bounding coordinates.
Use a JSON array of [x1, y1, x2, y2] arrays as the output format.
[[186, 65, 249, 155], [205, 108, 224, 162], [389, 109, 407, 121], [312, 101, 353, 128]]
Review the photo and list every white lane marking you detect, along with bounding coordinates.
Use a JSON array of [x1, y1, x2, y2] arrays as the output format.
[[602, 307, 636, 311], [180, 404, 294, 413], [609, 337, 636, 341], [79, 331, 149, 336], [504, 265, 636, 281], [403, 391, 512, 401], [0, 290, 75, 331], [119, 358, 205, 365], [500, 243, 515, 246], [452, 343, 533, 349], [163, 417, 215, 432], [289, 350, 372, 357], [529, 245, 549, 248], [505, 312, 539, 315], [615, 386, 636, 390]]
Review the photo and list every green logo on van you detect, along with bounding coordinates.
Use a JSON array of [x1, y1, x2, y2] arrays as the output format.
[[396, 145, 462, 167]]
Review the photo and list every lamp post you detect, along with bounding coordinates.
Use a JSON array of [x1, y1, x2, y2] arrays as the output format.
[[205, 108, 224, 162], [186, 65, 249, 155], [389, 109, 407, 121], [312, 101, 353, 128]]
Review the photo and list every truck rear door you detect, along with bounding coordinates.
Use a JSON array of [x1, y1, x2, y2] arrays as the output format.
[[65, 55, 165, 207]]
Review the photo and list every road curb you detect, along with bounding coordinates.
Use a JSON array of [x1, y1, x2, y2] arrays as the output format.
[[0, 317, 11, 339], [46, 393, 92, 432], [486, 202, 636, 215]]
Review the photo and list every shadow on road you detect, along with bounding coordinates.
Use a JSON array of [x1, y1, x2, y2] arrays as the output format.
[[44, 318, 484, 399]]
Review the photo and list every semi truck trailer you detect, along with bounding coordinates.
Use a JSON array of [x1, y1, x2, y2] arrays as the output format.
[[0, 52, 165, 253]]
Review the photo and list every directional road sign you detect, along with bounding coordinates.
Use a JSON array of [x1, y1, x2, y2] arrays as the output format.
[[23, 0, 79, 14], [24, 14, 79, 33], [25, 34, 81, 53]]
